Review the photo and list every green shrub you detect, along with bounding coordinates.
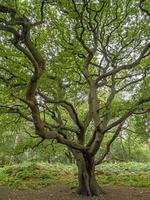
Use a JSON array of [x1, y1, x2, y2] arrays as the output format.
[[0, 161, 149, 190]]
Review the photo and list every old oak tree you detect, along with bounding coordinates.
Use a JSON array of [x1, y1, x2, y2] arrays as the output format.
[[0, 0, 150, 196]]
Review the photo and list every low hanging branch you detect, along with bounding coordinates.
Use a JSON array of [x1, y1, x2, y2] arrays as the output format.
[[0, 3, 87, 153], [95, 122, 124, 165], [39, 92, 85, 132], [103, 96, 150, 133]]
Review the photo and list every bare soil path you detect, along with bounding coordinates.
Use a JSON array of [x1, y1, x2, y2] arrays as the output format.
[[0, 184, 150, 200]]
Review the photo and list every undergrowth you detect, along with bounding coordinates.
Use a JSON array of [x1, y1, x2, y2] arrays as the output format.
[[0, 162, 149, 190]]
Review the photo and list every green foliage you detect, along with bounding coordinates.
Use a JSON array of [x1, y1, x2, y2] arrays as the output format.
[[96, 162, 150, 187], [0, 162, 149, 190], [97, 162, 150, 172], [0, 162, 77, 189]]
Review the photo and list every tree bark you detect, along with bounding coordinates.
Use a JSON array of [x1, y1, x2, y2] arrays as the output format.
[[72, 150, 103, 196]]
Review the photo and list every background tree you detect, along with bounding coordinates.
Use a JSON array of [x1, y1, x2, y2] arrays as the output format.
[[0, 0, 150, 196]]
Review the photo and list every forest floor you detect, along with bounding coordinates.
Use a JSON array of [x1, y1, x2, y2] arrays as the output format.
[[0, 184, 150, 200]]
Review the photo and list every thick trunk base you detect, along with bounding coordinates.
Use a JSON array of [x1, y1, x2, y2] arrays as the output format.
[[72, 150, 104, 196], [77, 178, 103, 196]]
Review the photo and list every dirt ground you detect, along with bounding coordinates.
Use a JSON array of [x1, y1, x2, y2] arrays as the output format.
[[0, 184, 150, 200]]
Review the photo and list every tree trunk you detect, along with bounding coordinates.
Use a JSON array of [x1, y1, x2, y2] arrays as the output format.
[[72, 150, 103, 196]]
